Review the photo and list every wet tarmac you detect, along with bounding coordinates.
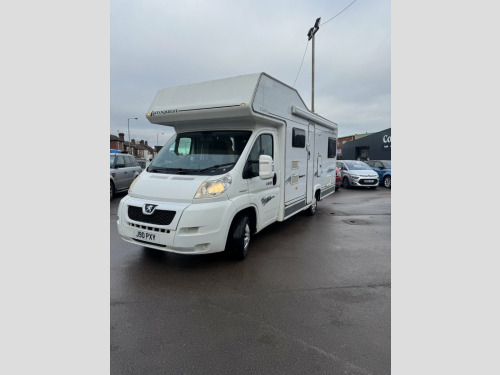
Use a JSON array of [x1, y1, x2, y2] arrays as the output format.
[[110, 187, 391, 374]]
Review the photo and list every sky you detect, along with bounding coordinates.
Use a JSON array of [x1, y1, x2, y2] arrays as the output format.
[[110, 0, 390, 147]]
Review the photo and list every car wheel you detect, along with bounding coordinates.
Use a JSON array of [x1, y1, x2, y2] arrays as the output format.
[[110, 181, 115, 201], [307, 195, 317, 216], [342, 177, 350, 189], [226, 214, 251, 260], [384, 176, 391, 188]]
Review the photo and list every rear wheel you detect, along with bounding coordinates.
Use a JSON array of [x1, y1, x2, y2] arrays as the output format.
[[384, 175, 391, 188], [110, 181, 115, 201], [226, 215, 251, 260], [307, 195, 317, 216]]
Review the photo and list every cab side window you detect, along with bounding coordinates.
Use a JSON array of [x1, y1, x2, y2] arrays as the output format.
[[245, 134, 273, 179]]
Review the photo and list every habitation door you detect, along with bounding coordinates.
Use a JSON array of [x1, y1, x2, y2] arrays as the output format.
[[306, 124, 315, 204]]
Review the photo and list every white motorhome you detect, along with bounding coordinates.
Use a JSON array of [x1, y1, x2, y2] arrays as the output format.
[[117, 73, 338, 259]]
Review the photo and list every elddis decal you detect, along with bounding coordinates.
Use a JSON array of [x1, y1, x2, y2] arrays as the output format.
[[149, 109, 178, 116], [261, 196, 275, 206]]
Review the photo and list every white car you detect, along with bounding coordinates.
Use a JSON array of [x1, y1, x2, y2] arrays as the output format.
[[336, 160, 379, 189]]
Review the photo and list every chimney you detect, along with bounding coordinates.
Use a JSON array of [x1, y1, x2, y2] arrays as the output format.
[[140, 140, 144, 145], [145, 141, 148, 146], [119, 133, 125, 141], [131, 139, 136, 145]]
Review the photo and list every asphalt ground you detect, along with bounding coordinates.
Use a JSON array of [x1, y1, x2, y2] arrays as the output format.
[[110, 186, 391, 374]]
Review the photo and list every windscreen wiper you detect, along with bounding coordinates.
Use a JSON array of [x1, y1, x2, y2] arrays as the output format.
[[148, 167, 177, 173], [198, 162, 236, 172]]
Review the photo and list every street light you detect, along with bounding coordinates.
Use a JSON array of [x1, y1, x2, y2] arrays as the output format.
[[157, 132, 165, 147], [127, 117, 138, 154], [307, 17, 321, 112]]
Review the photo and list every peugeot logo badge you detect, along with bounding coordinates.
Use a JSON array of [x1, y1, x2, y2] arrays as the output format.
[[143, 204, 158, 215]]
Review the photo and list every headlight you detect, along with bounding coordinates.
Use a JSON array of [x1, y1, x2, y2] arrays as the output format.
[[194, 174, 232, 199], [350, 174, 360, 179], [128, 176, 139, 193]]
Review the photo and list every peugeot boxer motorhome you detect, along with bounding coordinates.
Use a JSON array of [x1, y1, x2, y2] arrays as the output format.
[[117, 73, 338, 259]]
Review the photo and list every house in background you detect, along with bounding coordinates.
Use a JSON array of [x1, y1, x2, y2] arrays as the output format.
[[110, 133, 157, 161]]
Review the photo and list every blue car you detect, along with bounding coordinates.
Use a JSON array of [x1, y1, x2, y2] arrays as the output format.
[[365, 160, 391, 188]]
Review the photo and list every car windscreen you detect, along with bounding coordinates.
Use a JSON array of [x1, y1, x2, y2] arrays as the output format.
[[344, 161, 372, 170], [382, 161, 391, 168], [149, 130, 252, 175]]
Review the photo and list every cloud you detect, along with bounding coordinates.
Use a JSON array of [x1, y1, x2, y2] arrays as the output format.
[[110, 0, 391, 144]]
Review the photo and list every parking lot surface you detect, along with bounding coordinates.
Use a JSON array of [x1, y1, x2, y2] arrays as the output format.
[[110, 187, 391, 374]]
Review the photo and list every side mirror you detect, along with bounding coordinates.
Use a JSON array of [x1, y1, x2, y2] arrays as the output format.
[[259, 155, 274, 180]]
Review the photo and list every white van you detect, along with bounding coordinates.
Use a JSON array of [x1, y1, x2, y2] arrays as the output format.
[[117, 73, 338, 259]]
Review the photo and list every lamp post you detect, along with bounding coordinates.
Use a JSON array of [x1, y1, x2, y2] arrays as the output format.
[[157, 132, 165, 147], [127, 117, 138, 154], [307, 17, 321, 112]]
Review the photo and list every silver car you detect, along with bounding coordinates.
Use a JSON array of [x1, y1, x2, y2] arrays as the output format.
[[336, 160, 379, 189], [110, 153, 142, 200]]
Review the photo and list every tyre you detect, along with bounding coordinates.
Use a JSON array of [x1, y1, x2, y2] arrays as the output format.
[[110, 181, 115, 201], [384, 175, 391, 188], [342, 177, 350, 189], [306, 195, 317, 216], [226, 214, 251, 260]]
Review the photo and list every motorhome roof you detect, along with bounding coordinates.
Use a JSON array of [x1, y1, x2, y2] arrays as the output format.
[[146, 72, 337, 131]]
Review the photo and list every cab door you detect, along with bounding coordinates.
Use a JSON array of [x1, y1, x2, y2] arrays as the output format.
[[244, 131, 280, 229]]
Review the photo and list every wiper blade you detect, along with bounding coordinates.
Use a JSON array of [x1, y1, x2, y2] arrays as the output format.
[[198, 162, 236, 172], [148, 167, 176, 173]]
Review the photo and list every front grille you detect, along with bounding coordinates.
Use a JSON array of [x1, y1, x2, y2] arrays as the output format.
[[128, 206, 176, 225]]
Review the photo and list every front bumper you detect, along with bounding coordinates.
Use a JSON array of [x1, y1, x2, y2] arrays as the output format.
[[350, 178, 379, 187], [117, 195, 235, 254]]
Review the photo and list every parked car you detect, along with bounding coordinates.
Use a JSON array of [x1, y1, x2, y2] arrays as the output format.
[[336, 160, 379, 189], [365, 160, 391, 188], [335, 167, 342, 190], [110, 152, 142, 200], [136, 157, 151, 171]]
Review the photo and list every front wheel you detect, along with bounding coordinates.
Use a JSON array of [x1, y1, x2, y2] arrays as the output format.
[[384, 176, 391, 188], [226, 215, 251, 260], [342, 177, 350, 189], [110, 181, 115, 201]]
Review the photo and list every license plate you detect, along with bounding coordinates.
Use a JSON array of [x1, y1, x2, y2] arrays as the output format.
[[134, 230, 159, 244], [364, 180, 374, 183]]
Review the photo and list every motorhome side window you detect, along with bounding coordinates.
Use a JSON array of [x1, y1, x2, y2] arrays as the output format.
[[292, 128, 306, 148], [245, 134, 273, 178], [327, 138, 337, 158]]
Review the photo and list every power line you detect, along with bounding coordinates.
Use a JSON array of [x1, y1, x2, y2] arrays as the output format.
[[292, 0, 359, 87], [293, 40, 310, 87], [320, 0, 359, 26]]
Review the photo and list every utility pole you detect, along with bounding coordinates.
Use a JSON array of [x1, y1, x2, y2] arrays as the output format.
[[127, 117, 138, 154], [307, 17, 321, 112]]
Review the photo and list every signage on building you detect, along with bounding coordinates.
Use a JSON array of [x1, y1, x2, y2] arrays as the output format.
[[382, 134, 391, 150]]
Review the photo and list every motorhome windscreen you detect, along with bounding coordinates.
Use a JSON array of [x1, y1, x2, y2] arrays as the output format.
[[149, 130, 252, 175]]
